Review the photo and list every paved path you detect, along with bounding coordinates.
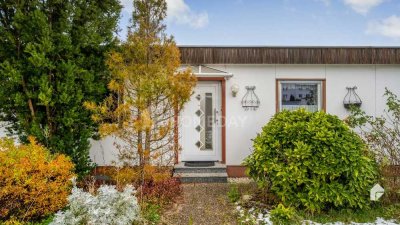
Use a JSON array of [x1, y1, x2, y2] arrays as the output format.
[[160, 183, 238, 225]]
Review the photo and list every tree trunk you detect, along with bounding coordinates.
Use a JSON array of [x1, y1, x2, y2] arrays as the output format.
[[144, 129, 151, 165], [46, 105, 52, 137], [137, 129, 144, 166], [21, 78, 35, 118]]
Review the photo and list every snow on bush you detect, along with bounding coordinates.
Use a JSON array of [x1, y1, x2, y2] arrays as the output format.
[[51, 184, 140, 225]]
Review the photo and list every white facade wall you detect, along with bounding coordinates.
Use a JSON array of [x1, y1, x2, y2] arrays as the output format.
[[89, 64, 400, 166], [2, 65, 398, 166], [0, 127, 6, 138], [206, 64, 400, 166]]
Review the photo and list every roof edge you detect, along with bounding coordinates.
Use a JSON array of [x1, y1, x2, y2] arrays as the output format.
[[178, 45, 400, 49]]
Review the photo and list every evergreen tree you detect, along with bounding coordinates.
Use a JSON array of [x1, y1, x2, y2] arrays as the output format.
[[85, 0, 196, 167], [0, 0, 121, 175]]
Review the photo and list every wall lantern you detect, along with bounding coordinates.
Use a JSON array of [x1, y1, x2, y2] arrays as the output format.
[[241, 86, 260, 111], [231, 84, 239, 97], [343, 86, 362, 109]]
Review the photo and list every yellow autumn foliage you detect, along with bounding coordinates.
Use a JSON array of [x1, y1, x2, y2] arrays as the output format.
[[108, 79, 123, 92], [110, 165, 171, 187], [82, 101, 97, 111], [134, 109, 153, 131], [84, 0, 197, 168], [0, 137, 75, 221]]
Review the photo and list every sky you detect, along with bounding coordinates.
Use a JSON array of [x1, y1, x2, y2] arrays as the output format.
[[119, 0, 400, 46]]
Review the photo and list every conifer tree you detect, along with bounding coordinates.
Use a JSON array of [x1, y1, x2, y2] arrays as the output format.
[[85, 0, 196, 167], [0, 0, 121, 175]]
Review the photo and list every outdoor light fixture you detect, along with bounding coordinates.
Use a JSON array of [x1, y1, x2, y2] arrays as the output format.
[[343, 86, 362, 109], [231, 84, 239, 97], [241, 86, 260, 110]]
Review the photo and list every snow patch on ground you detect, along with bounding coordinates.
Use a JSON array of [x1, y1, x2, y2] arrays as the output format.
[[235, 204, 273, 225]]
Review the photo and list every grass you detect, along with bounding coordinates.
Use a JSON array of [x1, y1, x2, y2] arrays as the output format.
[[227, 184, 241, 203], [141, 203, 162, 225]]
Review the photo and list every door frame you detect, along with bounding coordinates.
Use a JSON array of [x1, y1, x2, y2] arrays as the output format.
[[174, 77, 226, 164]]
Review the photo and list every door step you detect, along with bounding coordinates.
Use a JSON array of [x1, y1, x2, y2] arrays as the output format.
[[184, 161, 215, 167], [173, 162, 228, 183]]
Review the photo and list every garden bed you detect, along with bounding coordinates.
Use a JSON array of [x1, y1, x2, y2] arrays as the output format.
[[231, 185, 400, 225]]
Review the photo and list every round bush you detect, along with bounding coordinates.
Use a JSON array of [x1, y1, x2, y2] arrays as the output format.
[[0, 137, 75, 220], [245, 109, 378, 212]]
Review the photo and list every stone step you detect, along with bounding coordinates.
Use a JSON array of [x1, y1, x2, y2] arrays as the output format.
[[174, 167, 227, 173], [173, 172, 228, 183], [173, 162, 227, 173]]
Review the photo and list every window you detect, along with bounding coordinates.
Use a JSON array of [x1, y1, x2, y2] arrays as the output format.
[[277, 80, 324, 112]]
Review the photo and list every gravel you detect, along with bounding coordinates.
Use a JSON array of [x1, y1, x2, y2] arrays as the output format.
[[160, 183, 240, 225]]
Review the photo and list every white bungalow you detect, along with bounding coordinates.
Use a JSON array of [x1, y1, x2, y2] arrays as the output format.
[[89, 46, 400, 181]]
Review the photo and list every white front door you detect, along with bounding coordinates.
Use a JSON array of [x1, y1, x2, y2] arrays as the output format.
[[180, 81, 222, 161]]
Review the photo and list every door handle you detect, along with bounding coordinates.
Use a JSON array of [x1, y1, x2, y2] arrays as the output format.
[[214, 108, 218, 124]]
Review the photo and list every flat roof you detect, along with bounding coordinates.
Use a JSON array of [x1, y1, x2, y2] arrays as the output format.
[[178, 46, 400, 64], [179, 45, 400, 48]]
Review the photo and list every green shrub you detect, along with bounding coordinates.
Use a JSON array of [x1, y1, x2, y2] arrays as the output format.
[[227, 185, 240, 203], [141, 203, 161, 225], [270, 204, 299, 225], [347, 89, 400, 204], [346, 88, 400, 165], [245, 109, 378, 212]]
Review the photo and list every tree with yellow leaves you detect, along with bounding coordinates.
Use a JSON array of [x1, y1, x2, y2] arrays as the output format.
[[85, 0, 196, 168]]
